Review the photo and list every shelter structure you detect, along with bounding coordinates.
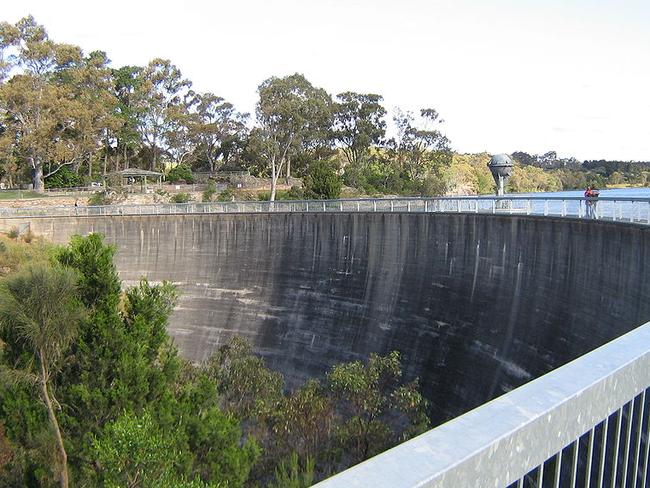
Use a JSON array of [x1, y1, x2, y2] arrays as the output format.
[[113, 168, 163, 192]]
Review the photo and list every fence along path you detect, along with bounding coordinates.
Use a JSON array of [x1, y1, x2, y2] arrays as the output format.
[[1, 195, 650, 224]]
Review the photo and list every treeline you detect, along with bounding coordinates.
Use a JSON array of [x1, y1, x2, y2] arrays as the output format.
[[0, 16, 451, 199], [511, 151, 650, 191], [0, 234, 429, 486], [1, 16, 646, 202]]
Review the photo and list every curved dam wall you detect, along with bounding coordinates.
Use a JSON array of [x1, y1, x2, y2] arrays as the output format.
[[20, 212, 650, 425]]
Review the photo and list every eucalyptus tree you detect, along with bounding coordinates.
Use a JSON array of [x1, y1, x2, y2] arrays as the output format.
[[332, 92, 386, 166], [187, 92, 249, 172], [0, 264, 85, 488], [390, 108, 451, 181], [135, 58, 192, 170], [0, 16, 117, 190], [112, 65, 144, 170], [256, 73, 332, 200], [58, 50, 120, 178]]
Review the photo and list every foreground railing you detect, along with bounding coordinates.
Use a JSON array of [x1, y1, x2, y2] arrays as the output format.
[[1, 195, 650, 223], [314, 320, 650, 488]]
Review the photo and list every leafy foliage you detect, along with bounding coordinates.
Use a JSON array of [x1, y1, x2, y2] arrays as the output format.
[[167, 163, 195, 184], [303, 160, 341, 199], [172, 192, 192, 203], [87, 190, 113, 206], [202, 180, 217, 202], [44, 166, 84, 189]]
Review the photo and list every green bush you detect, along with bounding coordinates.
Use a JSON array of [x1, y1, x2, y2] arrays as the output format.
[[45, 166, 83, 189], [217, 188, 235, 202], [171, 192, 192, 203], [202, 181, 217, 202], [303, 161, 341, 200], [167, 164, 194, 184], [88, 191, 112, 206]]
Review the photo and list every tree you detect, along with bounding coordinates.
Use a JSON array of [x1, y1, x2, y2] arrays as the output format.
[[135, 59, 192, 170], [332, 92, 386, 166], [326, 351, 429, 464], [187, 92, 248, 172], [256, 73, 332, 200], [91, 410, 221, 488], [112, 65, 144, 171], [390, 108, 451, 182], [206, 336, 283, 423], [0, 264, 85, 488], [303, 160, 341, 199], [0, 17, 117, 190]]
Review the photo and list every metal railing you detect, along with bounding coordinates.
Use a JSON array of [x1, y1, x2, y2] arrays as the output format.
[[1, 195, 650, 223], [314, 320, 650, 488]]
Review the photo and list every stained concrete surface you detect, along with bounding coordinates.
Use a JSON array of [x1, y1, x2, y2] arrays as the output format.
[[19, 212, 650, 425]]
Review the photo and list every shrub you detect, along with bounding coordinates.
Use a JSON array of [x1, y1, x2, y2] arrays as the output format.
[[171, 192, 191, 204], [167, 164, 194, 184], [217, 188, 235, 202], [88, 191, 112, 206], [6, 228, 18, 239], [303, 161, 341, 200], [45, 166, 83, 189], [202, 181, 217, 202]]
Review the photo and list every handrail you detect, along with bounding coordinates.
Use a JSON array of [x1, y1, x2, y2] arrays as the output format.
[[314, 320, 650, 487], [0, 196, 649, 224]]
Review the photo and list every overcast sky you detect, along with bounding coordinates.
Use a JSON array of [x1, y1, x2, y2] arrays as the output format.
[[4, 0, 649, 161]]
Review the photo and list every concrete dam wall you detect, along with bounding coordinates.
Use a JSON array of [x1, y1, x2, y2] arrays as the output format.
[[21, 212, 650, 425]]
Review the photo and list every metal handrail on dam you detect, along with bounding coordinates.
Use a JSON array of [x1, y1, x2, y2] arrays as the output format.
[[2, 195, 650, 223], [314, 320, 650, 488]]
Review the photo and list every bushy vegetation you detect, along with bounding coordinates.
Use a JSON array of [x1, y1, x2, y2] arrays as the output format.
[[44, 167, 84, 189], [171, 192, 192, 203], [0, 235, 430, 486], [167, 164, 195, 184], [202, 181, 217, 202], [87, 191, 113, 206], [303, 161, 341, 199]]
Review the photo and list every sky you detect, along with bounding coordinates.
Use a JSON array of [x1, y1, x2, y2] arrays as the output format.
[[3, 0, 650, 161]]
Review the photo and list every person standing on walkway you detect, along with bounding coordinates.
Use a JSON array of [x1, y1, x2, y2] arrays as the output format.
[[584, 187, 593, 218], [584, 186, 599, 219]]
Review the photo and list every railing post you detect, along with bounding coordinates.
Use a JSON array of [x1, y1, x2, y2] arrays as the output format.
[[544, 201, 548, 216], [340, 201, 343, 212], [407, 201, 411, 212], [373, 201, 377, 212], [562, 200, 567, 217], [424, 200, 428, 213], [306, 202, 309, 212]]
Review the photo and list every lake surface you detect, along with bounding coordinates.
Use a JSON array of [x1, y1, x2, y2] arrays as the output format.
[[514, 187, 650, 199]]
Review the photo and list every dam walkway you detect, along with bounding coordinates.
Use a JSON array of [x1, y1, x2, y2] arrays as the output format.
[[2, 195, 650, 224]]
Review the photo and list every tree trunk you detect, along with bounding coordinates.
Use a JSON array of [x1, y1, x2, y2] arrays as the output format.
[[39, 361, 68, 488], [32, 163, 44, 193], [103, 131, 109, 176], [285, 157, 291, 185], [270, 175, 278, 202]]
